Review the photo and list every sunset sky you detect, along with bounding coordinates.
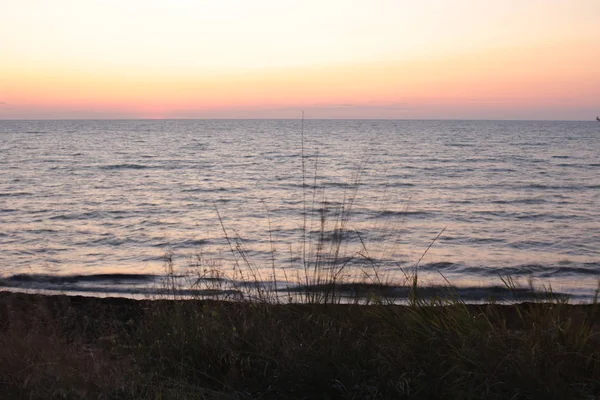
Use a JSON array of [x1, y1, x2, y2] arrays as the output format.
[[1, 0, 599, 120]]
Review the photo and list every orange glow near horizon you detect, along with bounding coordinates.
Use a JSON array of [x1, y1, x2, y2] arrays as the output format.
[[1, 1, 599, 119]]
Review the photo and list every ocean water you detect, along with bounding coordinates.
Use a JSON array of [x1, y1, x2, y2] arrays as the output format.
[[1, 119, 599, 301]]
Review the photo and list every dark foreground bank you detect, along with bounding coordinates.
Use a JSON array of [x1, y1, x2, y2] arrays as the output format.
[[1, 292, 599, 399]]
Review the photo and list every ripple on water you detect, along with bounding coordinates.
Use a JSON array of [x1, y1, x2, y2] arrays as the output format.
[[0, 120, 599, 299]]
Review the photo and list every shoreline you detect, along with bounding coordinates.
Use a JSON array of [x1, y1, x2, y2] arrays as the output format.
[[1, 289, 598, 324], [0, 275, 588, 304], [1, 289, 597, 325]]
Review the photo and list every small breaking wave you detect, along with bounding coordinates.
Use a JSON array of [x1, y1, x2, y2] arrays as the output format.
[[0, 273, 244, 299], [1, 273, 158, 285], [417, 262, 600, 278]]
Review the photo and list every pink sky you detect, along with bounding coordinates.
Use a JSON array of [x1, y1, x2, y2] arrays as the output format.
[[1, 1, 599, 120]]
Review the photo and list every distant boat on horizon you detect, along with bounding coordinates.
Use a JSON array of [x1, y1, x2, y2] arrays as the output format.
[[597, 116, 600, 121]]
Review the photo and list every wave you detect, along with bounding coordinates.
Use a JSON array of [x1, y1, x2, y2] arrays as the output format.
[[0, 192, 32, 197], [284, 282, 569, 301], [418, 262, 600, 277], [0, 273, 158, 284], [540, 265, 600, 277], [370, 210, 431, 219], [25, 228, 60, 234], [0, 273, 571, 301], [471, 211, 579, 221], [0, 282, 242, 299], [446, 143, 475, 148], [177, 239, 210, 248], [490, 198, 547, 205], [441, 236, 505, 245], [50, 212, 101, 221], [416, 262, 460, 272], [181, 187, 229, 193], [521, 183, 600, 190], [0, 273, 244, 299], [100, 164, 149, 170]]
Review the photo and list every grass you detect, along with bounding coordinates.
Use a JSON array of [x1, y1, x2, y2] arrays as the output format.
[[1, 291, 600, 399], [2, 118, 599, 398]]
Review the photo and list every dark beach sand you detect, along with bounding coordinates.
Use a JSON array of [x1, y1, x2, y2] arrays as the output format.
[[1, 290, 597, 330]]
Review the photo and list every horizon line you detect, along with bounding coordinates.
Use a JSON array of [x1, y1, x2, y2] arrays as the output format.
[[0, 117, 596, 122]]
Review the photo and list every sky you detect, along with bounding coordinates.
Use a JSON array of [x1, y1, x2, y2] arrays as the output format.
[[1, 0, 599, 120]]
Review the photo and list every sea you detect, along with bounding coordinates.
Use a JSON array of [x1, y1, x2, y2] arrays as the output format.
[[1, 119, 599, 302]]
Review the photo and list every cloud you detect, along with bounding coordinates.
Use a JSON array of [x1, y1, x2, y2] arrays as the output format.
[[0, 101, 7, 105]]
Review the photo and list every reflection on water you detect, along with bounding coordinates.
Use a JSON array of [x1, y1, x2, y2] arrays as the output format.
[[0, 119, 599, 300]]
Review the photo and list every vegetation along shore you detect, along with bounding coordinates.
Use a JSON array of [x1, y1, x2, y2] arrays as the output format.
[[1, 290, 600, 399]]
